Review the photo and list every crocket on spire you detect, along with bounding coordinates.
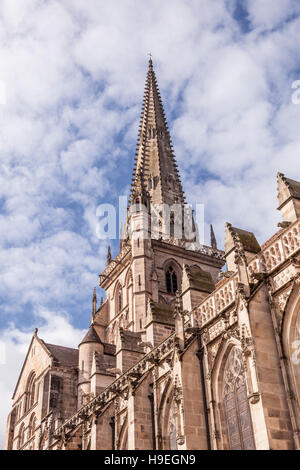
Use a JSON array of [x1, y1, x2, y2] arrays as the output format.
[[130, 57, 185, 206]]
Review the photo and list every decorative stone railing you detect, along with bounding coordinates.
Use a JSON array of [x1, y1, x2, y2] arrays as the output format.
[[100, 238, 224, 285], [161, 238, 225, 260], [248, 220, 299, 277], [192, 220, 300, 329], [192, 274, 238, 328]]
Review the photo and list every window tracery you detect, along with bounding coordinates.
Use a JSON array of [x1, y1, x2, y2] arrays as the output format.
[[222, 347, 255, 450]]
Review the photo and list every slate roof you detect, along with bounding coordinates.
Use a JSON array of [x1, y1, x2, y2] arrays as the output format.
[[184, 265, 215, 293], [285, 176, 300, 199], [79, 325, 103, 346], [231, 226, 261, 253], [45, 343, 79, 367], [147, 299, 175, 326], [94, 351, 116, 374]]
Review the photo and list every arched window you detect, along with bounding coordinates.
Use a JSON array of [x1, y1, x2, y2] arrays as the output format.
[[289, 310, 300, 405], [26, 373, 36, 411], [118, 290, 122, 312], [28, 413, 36, 439], [222, 347, 255, 450], [115, 284, 122, 314], [166, 266, 178, 294], [18, 423, 25, 449], [39, 430, 48, 450], [282, 291, 300, 423]]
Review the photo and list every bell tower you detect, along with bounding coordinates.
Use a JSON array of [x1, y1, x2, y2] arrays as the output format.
[[97, 58, 225, 359]]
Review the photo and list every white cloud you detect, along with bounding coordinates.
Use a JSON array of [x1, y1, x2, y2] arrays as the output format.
[[0, 231, 105, 310], [245, 0, 300, 30]]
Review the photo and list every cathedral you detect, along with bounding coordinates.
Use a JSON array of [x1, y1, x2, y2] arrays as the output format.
[[4, 59, 300, 451]]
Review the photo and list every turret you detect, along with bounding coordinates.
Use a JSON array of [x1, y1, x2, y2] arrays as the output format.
[[78, 290, 104, 408]]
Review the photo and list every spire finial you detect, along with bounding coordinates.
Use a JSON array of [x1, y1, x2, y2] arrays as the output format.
[[106, 245, 112, 266], [91, 287, 97, 325], [210, 224, 217, 250], [148, 53, 153, 70], [120, 222, 124, 249]]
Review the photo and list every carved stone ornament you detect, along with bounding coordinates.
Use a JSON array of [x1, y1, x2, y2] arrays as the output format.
[[276, 288, 293, 313], [240, 324, 253, 354], [176, 435, 185, 445], [248, 392, 260, 404]]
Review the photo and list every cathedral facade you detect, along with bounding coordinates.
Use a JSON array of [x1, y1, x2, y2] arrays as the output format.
[[5, 60, 300, 451]]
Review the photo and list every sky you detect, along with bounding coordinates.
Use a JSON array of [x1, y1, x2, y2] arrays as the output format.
[[1, 0, 300, 446]]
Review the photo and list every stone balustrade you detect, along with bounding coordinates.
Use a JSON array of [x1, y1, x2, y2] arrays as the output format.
[[248, 220, 299, 277], [192, 275, 238, 328], [192, 220, 300, 329]]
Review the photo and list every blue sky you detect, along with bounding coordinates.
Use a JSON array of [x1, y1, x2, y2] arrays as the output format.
[[1, 0, 300, 444]]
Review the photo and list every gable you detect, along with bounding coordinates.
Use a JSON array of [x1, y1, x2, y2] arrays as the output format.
[[12, 333, 53, 401]]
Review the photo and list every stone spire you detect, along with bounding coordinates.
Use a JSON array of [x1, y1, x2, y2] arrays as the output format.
[[130, 58, 185, 206], [106, 245, 112, 266]]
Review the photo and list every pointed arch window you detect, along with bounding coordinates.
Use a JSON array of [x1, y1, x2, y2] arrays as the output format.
[[40, 430, 48, 450], [285, 305, 300, 413], [18, 423, 25, 449], [118, 288, 122, 313], [28, 413, 36, 440], [166, 266, 178, 294], [115, 283, 122, 315], [222, 347, 255, 450], [26, 372, 36, 411]]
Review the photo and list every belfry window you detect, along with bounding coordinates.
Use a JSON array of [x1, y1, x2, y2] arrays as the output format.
[[166, 266, 178, 294]]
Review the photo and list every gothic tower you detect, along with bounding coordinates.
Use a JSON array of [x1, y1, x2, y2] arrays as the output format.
[[96, 58, 225, 368]]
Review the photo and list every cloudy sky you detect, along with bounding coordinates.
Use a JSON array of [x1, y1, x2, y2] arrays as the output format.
[[1, 0, 300, 445]]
